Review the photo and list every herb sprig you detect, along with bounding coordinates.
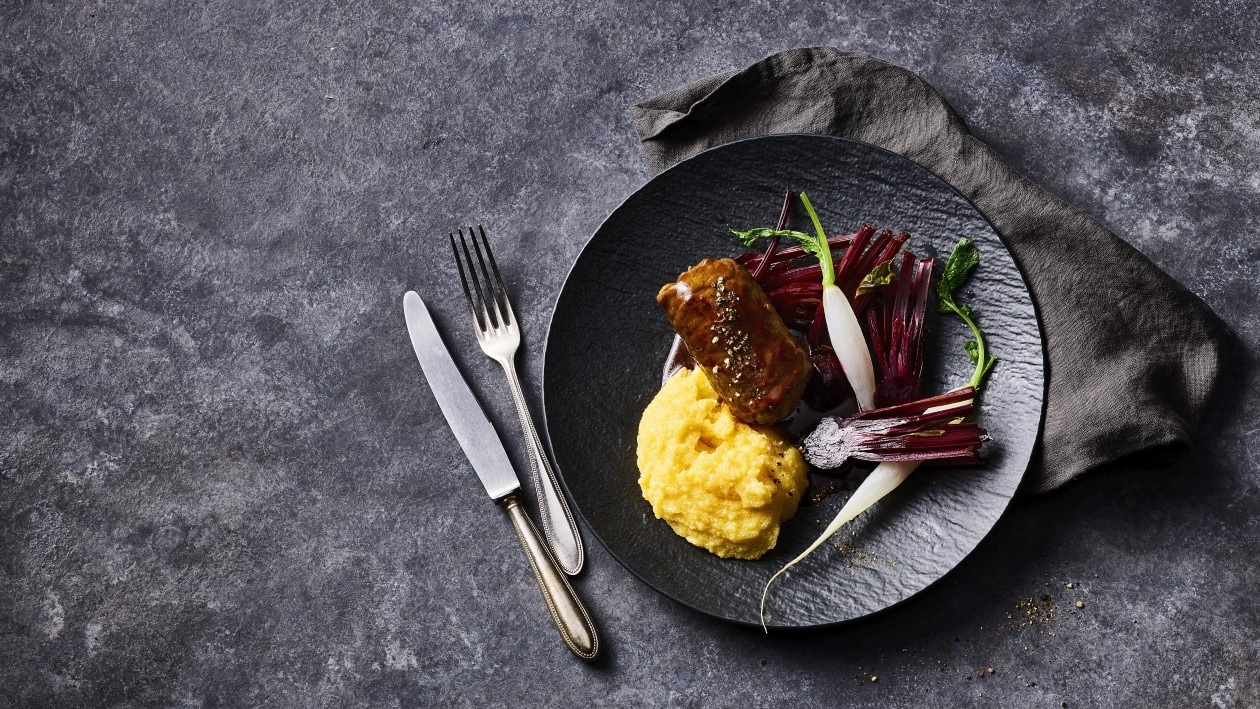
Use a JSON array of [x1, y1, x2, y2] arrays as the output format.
[[936, 238, 996, 390]]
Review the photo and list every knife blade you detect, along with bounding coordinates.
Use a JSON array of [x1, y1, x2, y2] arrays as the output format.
[[403, 290, 519, 499], [401, 290, 600, 661]]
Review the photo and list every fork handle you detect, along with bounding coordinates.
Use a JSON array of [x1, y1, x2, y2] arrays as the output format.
[[498, 357, 585, 575], [499, 493, 600, 661]]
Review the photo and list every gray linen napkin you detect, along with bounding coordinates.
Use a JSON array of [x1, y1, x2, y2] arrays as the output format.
[[632, 47, 1232, 495]]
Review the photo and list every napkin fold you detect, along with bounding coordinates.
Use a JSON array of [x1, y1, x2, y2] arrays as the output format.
[[631, 48, 1232, 495]]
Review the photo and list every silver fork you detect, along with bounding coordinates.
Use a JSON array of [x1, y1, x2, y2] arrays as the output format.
[[450, 225, 585, 575]]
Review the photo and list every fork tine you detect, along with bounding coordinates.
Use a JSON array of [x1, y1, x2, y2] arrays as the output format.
[[476, 225, 515, 325], [450, 232, 482, 330], [457, 228, 496, 330], [469, 225, 507, 328]]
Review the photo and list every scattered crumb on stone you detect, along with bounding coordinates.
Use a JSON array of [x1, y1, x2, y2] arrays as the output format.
[[1013, 593, 1056, 629]]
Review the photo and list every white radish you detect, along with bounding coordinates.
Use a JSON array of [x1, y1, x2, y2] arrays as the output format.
[[822, 283, 877, 411], [760, 459, 919, 630], [759, 393, 974, 630]]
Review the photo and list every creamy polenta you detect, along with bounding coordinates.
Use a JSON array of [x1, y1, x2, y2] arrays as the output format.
[[636, 367, 809, 559]]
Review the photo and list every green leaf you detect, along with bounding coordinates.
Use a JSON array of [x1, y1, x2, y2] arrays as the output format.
[[936, 237, 980, 312], [936, 237, 996, 391], [728, 227, 817, 251], [855, 259, 896, 296], [941, 238, 980, 293]]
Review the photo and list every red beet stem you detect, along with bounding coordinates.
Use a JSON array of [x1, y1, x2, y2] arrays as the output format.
[[851, 386, 975, 420], [849, 231, 910, 312], [740, 234, 855, 274], [871, 253, 935, 407], [750, 190, 795, 282], [831, 224, 875, 294], [800, 387, 986, 468], [762, 264, 824, 291]]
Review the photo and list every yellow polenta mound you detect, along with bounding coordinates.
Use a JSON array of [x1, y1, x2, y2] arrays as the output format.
[[637, 367, 808, 560]]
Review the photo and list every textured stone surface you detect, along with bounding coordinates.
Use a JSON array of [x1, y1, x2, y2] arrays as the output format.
[[1, 1, 1256, 706]]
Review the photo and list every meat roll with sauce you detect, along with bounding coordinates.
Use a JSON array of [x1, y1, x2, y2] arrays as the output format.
[[656, 258, 812, 425]]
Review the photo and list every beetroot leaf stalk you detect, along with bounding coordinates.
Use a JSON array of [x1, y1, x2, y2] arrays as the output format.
[[799, 387, 986, 469], [834, 227, 909, 312], [736, 234, 855, 276], [749, 190, 795, 283], [802, 343, 853, 411], [868, 252, 935, 407]]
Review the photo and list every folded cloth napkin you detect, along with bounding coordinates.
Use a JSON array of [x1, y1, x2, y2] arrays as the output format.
[[631, 47, 1232, 495]]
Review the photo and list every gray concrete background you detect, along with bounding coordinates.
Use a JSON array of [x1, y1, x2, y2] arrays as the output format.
[[2, 1, 1256, 706]]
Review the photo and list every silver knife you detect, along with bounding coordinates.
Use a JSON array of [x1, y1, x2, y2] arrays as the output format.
[[402, 291, 599, 661]]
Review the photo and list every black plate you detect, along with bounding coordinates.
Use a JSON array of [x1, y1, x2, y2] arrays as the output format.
[[542, 135, 1044, 629]]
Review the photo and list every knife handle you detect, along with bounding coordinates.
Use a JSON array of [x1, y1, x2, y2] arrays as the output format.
[[499, 493, 600, 662]]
